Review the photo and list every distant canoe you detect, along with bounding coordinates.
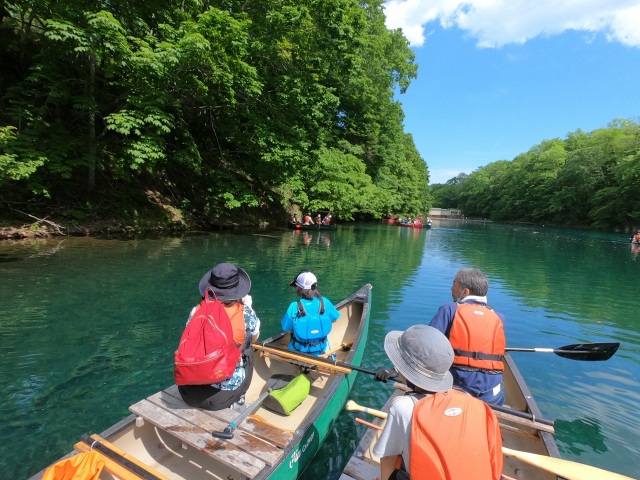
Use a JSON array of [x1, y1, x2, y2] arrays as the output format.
[[395, 220, 424, 229], [288, 222, 337, 231]]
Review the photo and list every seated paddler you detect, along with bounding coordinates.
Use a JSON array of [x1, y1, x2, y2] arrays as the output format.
[[281, 271, 340, 356]]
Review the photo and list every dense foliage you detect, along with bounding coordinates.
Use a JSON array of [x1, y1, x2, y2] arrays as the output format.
[[431, 119, 640, 231], [0, 0, 431, 227]]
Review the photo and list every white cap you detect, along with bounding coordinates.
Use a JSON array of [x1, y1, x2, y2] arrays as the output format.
[[291, 271, 318, 290]]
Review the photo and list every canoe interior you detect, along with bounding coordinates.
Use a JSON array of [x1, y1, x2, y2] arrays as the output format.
[[340, 352, 560, 480], [30, 285, 371, 480]]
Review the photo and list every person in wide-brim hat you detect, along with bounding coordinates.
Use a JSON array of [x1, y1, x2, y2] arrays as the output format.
[[198, 262, 251, 300], [179, 262, 259, 412], [383, 324, 453, 392]]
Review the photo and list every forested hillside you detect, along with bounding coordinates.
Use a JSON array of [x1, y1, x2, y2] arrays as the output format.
[[0, 0, 431, 233], [431, 119, 640, 232]]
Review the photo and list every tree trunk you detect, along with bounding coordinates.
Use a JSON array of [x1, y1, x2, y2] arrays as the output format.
[[87, 53, 96, 191]]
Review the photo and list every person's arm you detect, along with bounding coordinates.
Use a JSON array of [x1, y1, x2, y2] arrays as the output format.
[[322, 298, 341, 322], [429, 302, 456, 337], [243, 300, 261, 342], [281, 303, 295, 331], [372, 396, 412, 477], [379, 456, 397, 480]]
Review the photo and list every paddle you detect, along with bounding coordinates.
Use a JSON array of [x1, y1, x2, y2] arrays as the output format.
[[253, 343, 377, 375], [506, 342, 620, 361], [211, 374, 294, 439], [389, 382, 555, 432], [345, 401, 636, 480], [255, 342, 619, 381], [502, 447, 636, 480]]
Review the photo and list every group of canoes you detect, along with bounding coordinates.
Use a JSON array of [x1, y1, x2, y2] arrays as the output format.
[[394, 218, 432, 229], [29, 283, 626, 480], [288, 212, 337, 231]]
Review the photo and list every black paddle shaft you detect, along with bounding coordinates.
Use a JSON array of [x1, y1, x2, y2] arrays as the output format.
[[211, 374, 295, 439]]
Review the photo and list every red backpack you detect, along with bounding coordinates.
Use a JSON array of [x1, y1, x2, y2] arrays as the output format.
[[174, 289, 242, 385]]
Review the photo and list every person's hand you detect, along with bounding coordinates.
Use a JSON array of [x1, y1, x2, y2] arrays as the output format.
[[374, 368, 393, 383]]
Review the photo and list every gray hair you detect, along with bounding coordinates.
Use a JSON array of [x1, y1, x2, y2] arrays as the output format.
[[455, 268, 489, 296]]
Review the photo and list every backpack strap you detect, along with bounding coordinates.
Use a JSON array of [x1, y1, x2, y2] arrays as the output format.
[[296, 296, 325, 317], [204, 287, 218, 303], [317, 295, 325, 314], [296, 300, 307, 317]]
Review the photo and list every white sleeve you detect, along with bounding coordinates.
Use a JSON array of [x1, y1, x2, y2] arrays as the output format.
[[372, 396, 414, 464]]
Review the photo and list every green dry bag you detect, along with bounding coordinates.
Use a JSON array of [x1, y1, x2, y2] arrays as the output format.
[[263, 374, 311, 415]]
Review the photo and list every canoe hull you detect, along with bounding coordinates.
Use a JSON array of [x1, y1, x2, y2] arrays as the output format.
[[30, 285, 372, 480]]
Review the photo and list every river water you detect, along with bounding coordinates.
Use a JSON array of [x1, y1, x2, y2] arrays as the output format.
[[1, 220, 638, 479]]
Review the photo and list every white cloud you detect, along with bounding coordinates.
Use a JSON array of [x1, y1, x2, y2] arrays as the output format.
[[384, 0, 640, 48]]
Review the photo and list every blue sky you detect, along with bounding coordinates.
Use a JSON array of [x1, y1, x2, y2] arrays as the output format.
[[383, 0, 640, 184]]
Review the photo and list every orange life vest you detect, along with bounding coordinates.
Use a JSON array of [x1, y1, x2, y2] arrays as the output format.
[[449, 303, 505, 371], [223, 302, 246, 347], [409, 389, 503, 480]]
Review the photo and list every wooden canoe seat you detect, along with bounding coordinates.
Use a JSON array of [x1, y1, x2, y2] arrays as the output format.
[[127, 385, 292, 479]]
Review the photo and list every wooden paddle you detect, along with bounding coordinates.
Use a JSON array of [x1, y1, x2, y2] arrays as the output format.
[[501, 447, 636, 480], [345, 401, 636, 480], [253, 343, 375, 375], [506, 342, 620, 361]]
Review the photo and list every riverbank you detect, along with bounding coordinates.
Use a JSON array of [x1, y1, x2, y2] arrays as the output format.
[[0, 204, 275, 241]]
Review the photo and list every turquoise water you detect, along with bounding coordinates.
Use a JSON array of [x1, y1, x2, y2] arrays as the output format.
[[1, 221, 638, 479]]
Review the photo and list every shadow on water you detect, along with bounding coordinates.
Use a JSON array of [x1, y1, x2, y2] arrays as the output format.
[[554, 417, 608, 455], [0, 254, 22, 263]]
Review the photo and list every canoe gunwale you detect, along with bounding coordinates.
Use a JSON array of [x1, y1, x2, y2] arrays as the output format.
[[503, 352, 561, 460]]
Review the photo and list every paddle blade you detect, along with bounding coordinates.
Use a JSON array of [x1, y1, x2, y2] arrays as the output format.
[[555, 342, 620, 361]]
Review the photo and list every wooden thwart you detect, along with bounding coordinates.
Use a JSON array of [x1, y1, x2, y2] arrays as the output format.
[[261, 351, 347, 375], [253, 343, 352, 374]]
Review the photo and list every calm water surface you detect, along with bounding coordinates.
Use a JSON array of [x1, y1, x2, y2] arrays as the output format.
[[1, 221, 638, 479]]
